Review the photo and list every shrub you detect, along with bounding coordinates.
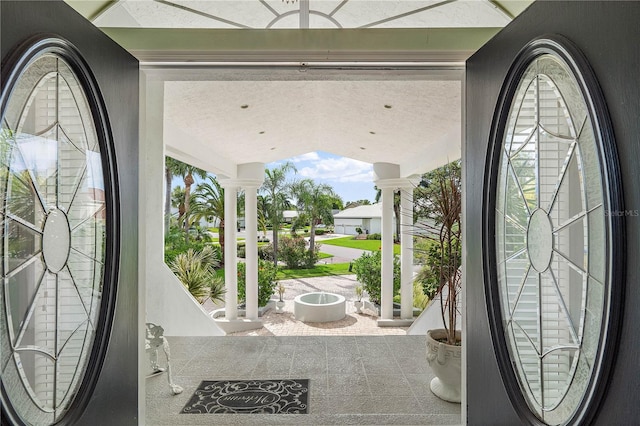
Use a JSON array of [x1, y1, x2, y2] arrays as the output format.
[[258, 244, 274, 261], [413, 244, 454, 300], [367, 233, 382, 240], [413, 237, 434, 264], [237, 260, 279, 307], [355, 227, 363, 234], [169, 246, 224, 304], [278, 236, 319, 269], [352, 250, 400, 305], [315, 229, 325, 235], [164, 225, 217, 264]]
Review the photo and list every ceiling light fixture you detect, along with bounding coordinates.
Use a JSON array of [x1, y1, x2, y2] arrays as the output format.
[[282, 0, 298, 3]]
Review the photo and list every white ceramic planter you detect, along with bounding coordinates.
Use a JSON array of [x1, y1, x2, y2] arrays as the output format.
[[275, 300, 285, 313], [426, 329, 462, 403], [354, 301, 363, 313]]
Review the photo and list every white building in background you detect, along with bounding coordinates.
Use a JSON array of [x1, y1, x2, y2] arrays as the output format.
[[333, 203, 396, 235], [282, 210, 298, 224]]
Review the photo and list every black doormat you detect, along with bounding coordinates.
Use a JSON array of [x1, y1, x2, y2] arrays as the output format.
[[181, 379, 309, 414]]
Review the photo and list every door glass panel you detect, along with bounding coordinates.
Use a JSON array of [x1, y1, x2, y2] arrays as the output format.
[[1, 49, 107, 424], [494, 53, 609, 425]]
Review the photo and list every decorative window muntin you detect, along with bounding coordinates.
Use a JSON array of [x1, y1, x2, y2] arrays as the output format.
[[489, 38, 621, 426], [1, 39, 116, 425]]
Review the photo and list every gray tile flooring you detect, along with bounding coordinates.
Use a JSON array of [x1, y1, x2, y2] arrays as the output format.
[[146, 335, 461, 425]]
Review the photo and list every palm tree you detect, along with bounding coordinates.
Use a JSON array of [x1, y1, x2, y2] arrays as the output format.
[[170, 159, 206, 241], [291, 179, 336, 263], [260, 161, 296, 265], [164, 157, 183, 236], [191, 175, 226, 263], [257, 195, 269, 237], [171, 186, 186, 224]]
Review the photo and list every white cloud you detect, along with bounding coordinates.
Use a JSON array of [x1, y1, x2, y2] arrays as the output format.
[[289, 152, 320, 163], [298, 157, 373, 183]]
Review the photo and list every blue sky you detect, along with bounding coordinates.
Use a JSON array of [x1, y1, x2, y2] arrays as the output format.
[[172, 151, 377, 204], [268, 151, 376, 204]]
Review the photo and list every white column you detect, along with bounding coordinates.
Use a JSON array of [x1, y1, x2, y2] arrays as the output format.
[[224, 185, 238, 320], [400, 187, 414, 320], [381, 187, 394, 320], [244, 186, 258, 320]]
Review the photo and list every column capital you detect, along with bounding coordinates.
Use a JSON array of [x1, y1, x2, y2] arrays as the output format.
[[218, 178, 262, 189], [374, 176, 420, 190]]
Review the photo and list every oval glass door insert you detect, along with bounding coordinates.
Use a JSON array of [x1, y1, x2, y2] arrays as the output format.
[[1, 41, 111, 425], [493, 42, 618, 425]]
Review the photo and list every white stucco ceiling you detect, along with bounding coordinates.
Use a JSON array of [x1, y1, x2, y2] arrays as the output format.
[[161, 69, 461, 177]]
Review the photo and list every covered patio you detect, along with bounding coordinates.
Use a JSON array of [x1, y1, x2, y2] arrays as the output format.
[[146, 335, 461, 425]]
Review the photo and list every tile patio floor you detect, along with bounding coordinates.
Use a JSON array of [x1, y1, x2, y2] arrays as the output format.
[[146, 276, 460, 425], [146, 335, 462, 425]]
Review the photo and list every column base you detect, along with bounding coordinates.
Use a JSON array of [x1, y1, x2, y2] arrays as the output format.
[[214, 318, 263, 334], [377, 318, 415, 327]]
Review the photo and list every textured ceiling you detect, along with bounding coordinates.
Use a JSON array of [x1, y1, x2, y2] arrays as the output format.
[[162, 71, 461, 177]]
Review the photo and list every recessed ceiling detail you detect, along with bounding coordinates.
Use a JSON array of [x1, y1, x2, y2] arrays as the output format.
[[93, 0, 511, 29]]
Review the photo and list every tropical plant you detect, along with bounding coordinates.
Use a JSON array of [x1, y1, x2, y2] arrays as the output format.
[[236, 259, 279, 307], [169, 246, 224, 304], [164, 223, 217, 264], [291, 178, 336, 260], [352, 250, 400, 305], [192, 175, 226, 263], [260, 161, 296, 266], [413, 160, 462, 345]]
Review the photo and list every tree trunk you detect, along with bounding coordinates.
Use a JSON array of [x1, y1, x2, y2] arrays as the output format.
[[394, 191, 401, 244], [183, 172, 194, 241], [309, 221, 316, 264], [219, 219, 225, 265], [272, 218, 279, 267], [164, 167, 172, 236]]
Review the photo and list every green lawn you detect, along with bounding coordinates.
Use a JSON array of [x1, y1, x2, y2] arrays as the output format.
[[320, 236, 401, 255], [210, 238, 245, 245], [215, 262, 352, 280], [276, 263, 352, 279]]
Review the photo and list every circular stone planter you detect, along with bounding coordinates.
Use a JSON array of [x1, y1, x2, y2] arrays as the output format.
[[294, 292, 346, 322]]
